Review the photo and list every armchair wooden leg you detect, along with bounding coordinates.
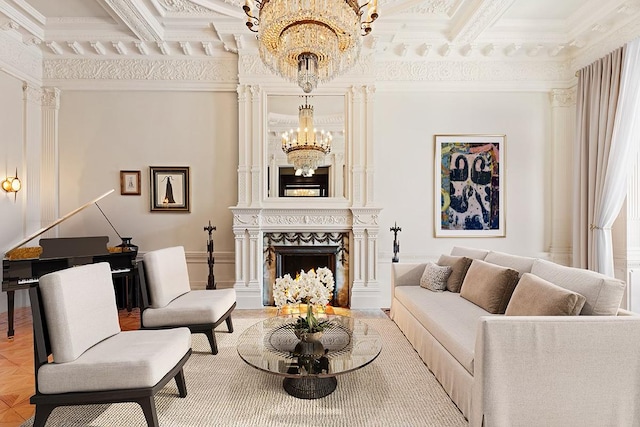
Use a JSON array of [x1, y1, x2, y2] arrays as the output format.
[[225, 315, 234, 333], [174, 368, 188, 398], [33, 404, 55, 427], [204, 329, 218, 355], [139, 396, 159, 427]]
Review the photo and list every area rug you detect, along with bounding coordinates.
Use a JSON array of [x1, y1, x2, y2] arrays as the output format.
[[21, 312, 467, 426]]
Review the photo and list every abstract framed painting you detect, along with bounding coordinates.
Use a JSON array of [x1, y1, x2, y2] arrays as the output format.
[[434, 135, 505, 237], [150, 166, 190, 212]]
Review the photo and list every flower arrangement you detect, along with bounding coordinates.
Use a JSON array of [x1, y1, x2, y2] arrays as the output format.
[[273, 267, 335, 338]]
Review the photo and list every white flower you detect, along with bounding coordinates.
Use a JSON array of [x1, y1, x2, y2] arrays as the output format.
[[272, 268, 335, 308]]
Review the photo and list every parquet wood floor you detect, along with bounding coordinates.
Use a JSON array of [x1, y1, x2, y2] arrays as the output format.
[[0, 307, 141, 427]]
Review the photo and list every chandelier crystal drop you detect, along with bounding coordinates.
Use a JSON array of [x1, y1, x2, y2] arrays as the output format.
[[281, 100, 332, 177], [244, 0, 379, 93]]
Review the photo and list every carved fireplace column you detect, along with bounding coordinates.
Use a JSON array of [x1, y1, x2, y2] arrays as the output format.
[[231, 209, 263, 308], [350, 208, 381, 308]]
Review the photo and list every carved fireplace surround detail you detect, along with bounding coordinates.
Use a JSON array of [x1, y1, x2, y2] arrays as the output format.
[[231, 207, 381, 308]]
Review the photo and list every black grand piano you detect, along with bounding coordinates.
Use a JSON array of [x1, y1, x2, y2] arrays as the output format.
[[2, 190, 138, 339]]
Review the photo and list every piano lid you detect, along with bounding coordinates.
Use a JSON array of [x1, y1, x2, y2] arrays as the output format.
[[4, 189, 115, 257]]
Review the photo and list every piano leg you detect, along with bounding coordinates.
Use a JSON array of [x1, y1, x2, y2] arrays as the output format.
[[7, 290, 15, 339]]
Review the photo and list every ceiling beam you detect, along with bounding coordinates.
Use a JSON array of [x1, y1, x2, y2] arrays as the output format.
[[449, 0, 516, 44], [97, 0, 164, 42]]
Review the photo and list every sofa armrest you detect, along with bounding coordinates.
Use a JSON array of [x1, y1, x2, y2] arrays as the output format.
[[471, 316, 640, 427], [391, 263, 427, 290]]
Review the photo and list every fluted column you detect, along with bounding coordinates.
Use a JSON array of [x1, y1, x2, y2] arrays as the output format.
[[549, 88, 576, 266], [364, 85, 376, 206], [236, 85, 251, 207], [350, 208, 381, 308], [231, 208, 262, 308], [250, 85, 263, 206]]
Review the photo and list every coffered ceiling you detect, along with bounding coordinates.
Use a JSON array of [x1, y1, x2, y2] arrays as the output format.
[[1, 0, 640, 85]]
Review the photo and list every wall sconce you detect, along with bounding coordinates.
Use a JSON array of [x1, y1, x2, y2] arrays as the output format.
[[2, 168, 22, 200]]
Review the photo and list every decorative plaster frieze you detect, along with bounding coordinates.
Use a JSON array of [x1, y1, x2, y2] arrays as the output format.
[[405, 0, 457, 15], [232, 212, 260, 226], [262, 213, 349, 227], [0, 31, 42, 83], [351, 208, 381, 227], [550, 88, 577, 107], [157, 0, 216, 14], [374, 59, 571, 83], [43, 58, 237, 82]]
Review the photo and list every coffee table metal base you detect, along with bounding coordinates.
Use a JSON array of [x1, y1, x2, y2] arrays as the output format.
[[283, 376, 337, 399]]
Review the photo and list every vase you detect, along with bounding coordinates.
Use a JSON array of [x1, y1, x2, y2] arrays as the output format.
[[294, 329, 324, 342]]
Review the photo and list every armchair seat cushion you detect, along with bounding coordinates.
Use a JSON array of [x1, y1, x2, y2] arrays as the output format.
[[143, 288, 236, 327], [38, 328, 191, 394]]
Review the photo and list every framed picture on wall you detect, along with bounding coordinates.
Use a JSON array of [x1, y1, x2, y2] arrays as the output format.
[[120, 170, 141, 195], [150, 166, 190, 212], [434, 134, 505, 237]]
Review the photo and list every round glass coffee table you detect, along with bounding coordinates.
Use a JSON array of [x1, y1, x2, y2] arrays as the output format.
[[237, 315, 382, 399]]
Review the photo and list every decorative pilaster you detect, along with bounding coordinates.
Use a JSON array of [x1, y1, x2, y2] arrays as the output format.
[[250, 85, 263, 206], [22, 83, 43, 236], [40, 87, 61, 238], [350, 207, 382, 308], [231, 208, 262, 308], [364, 85, 376, 206], [236, 85, 250, 207], [548, 87, 576, 266]]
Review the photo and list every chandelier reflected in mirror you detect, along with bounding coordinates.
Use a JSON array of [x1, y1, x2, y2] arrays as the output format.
[[281, 98, 332, 177], [243, 0, 379, 93]]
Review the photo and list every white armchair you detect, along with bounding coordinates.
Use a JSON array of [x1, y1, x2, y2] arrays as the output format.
[[138, 246, 236, 354], [29, 262, 192, 427]]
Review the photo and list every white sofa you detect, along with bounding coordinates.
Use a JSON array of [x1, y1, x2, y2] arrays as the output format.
[[390, 247, 640, 427]]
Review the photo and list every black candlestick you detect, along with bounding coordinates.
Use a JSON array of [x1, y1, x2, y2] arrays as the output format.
[[391, 222, 401, 263], [204, 221, 216, 289]]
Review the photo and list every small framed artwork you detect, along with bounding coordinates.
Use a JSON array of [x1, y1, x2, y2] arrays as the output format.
[[120, 170, 141, 195], [150, 166, 190, 212], [434, 134, 505, 237]]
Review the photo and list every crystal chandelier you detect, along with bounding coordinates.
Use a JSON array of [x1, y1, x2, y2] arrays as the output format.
[[243, 0, 379, 93], [281, 99, 332, 177]]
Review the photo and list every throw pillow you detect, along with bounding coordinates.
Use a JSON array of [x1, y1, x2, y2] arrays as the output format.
[[420, 262, 453, 292], [459, 259, 520, 314], [437, 254, 473, 293], [505, 273, 587, 316]]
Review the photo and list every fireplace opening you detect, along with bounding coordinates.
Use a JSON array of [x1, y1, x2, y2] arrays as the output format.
[[275, 246, 338, 306]]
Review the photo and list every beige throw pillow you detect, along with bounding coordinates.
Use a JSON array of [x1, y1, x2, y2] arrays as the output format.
[[505, 273, 587, 316], [437, 254, 473, 293], [460, 259, 520, 314], [420, 262, 452, 292]]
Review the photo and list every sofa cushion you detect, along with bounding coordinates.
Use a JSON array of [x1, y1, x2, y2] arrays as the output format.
[[394, 285, 493, 374], [419, 262, 452, 292], [505, 273, 587, 316], [484, 251, 535, 276], [530, 259, 625, 315], [450, 246, 489, 260], [460, 260, 520, 314], [438, 255, 473, 293], [39, 263, 121, 364]]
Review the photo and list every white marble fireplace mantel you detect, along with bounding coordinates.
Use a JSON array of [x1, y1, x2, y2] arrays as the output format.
[[231, 206, 382, 309]]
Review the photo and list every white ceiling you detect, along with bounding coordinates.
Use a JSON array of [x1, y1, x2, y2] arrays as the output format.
[[1, 0, 640, 68]]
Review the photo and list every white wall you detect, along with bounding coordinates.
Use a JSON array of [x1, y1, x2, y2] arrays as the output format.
[[0, 70, 29, 310], [374, 91, 552, 307], [55, 90, 239, 289]]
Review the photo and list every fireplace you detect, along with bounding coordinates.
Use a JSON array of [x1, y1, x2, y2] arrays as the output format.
[[263, 232, 349, 307]]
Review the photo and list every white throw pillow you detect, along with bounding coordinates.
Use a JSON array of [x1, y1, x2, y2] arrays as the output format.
[[420, 262, 452, 292]]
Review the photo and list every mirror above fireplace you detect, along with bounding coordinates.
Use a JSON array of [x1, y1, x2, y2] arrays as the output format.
[[266, 94, 346, 199]]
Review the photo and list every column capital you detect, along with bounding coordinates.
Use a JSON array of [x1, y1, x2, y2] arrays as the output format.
[[550, 88, 576, 107], [22, 83, 43, 105]]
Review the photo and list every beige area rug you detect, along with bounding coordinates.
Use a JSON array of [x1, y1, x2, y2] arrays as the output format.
[[22, 311, 467, 427]]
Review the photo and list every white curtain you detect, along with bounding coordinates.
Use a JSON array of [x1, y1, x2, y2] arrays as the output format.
[[573, 38, 640, 276]]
